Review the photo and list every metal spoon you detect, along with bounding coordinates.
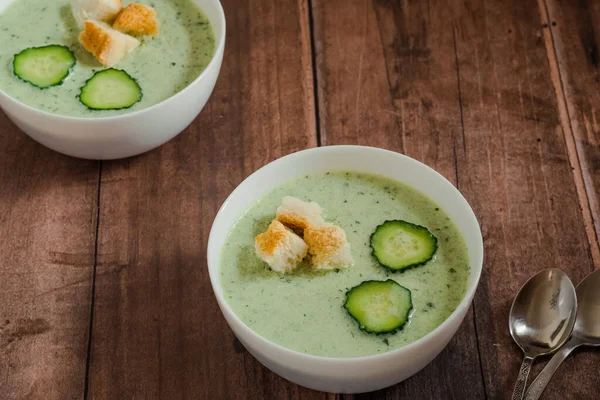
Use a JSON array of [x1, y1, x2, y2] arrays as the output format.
[[509, 268, 577, 400], [525, 269, 600, 400]]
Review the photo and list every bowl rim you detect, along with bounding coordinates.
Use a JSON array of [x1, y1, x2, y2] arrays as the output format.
[[207, 145, 484, 363], [0, 0, 226, 122]]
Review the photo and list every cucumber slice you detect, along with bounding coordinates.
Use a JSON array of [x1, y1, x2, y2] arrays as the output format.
[[344, 280, 413, 334], [371, 220, 437, 272], [79, 69, 142, 110], [13, 45, 76, 88]]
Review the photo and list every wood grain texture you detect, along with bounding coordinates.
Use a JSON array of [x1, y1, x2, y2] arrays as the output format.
[[538, 0, 600, 266], [0, 114, 99, 399], [542, 0, 600, 264], [85, 0, 323, 399], [312, 0, 485, 398]]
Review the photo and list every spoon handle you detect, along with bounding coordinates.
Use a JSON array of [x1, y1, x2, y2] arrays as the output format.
[[524, 339, 580, 400], [511, 356, 534, 400]]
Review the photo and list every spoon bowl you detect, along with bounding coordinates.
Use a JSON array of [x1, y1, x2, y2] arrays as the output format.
[[525, 269, 600, 400], [573, 269, 600, 344], [509, 268, 577, 400]]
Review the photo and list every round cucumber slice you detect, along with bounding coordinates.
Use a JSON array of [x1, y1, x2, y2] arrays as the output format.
[[370, 220, 437, 272], [13, 45, 76, 89], [344, 280, 413, 334], [79, 69, 142, 110]]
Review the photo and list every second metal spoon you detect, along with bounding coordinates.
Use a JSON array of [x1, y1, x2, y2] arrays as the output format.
[[525, 269, 600, 400]]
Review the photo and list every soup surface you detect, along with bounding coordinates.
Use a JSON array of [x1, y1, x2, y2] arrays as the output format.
[[0, 0, 215, 117], [220, 172, 470, 357]]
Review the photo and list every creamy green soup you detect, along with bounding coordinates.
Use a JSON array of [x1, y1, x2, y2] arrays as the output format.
[[0, 0, 215, 117], [220, 172, 470, 358]]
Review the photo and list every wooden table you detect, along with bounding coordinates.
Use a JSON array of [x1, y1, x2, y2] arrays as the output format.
[[1, 0, 599, 399]]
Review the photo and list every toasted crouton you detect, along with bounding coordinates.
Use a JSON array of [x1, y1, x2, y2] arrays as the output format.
[[255, 220, 308, 273], [275, 196, 325, 236], [72, 0, 122, 27], [304, 223, 353, 270], [113, 3, 158, 37], [79, 20, 140, 67]]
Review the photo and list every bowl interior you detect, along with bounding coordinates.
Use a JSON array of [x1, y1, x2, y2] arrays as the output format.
[[208, 145, 484, 357], [194, 0, 225, 43], [0, 0, 14, 12]]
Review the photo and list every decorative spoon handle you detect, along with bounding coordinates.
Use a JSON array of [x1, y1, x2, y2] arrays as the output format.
[[511, 356, 534, 400], [524, 339, 580, 400]]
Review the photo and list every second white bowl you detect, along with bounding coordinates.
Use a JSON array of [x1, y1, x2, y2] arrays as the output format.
[[207, 145, 484, 393]]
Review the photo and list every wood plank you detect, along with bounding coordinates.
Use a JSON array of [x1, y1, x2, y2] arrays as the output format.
[[313, 0, 599, 398], [0, 114, 99, 399], [85, 0, 326, 398], [542, 0, 600, 264], [312, 0, 485, 398]]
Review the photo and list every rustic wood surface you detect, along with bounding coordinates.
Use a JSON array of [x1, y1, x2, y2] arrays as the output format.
[[0, 117, 99, 399], [543, 0, 600, 265], [0, 0, 599, 399]]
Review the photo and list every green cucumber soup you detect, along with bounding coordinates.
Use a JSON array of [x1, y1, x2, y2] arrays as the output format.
[[0, 0, 215, 117], [220, 172, 471, 358]]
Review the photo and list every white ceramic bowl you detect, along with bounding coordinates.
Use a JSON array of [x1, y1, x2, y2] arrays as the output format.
[[0, 0, 225, 160], [207, 146, 484, 393]]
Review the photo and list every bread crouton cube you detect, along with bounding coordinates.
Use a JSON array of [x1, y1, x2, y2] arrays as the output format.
[[275, 196, 325, 236], [113, 3, 158, 37], [304, 223, 353, 270], [72, 0, 122, 27], [79, 20, 140, 67], [255, 220, 308, 273]]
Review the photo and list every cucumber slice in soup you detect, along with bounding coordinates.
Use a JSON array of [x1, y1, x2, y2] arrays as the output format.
[[13, 45, 76, 88], [371, 220, 437, 272], [344, 280, 413, 334], [79, 69, 142, 110]]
